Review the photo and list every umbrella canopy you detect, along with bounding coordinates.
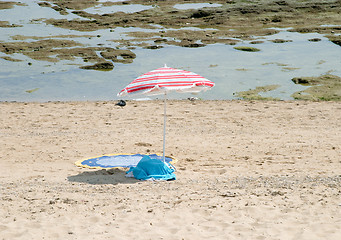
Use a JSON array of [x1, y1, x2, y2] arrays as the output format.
[[117, 65, 214, 162], [118, 65, 214, 97]]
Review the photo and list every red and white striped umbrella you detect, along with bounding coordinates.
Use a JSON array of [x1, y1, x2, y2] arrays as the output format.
[[117, 65, 214, 97], [117, 65, 214, 163]]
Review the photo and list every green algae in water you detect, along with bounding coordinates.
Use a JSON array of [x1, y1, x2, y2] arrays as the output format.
[[291, 74, 341, 101], [235, 68, 251, 71], [26, 88, 39, 93], [262, 62, 288, 67], [281, 67, 300, 72], [235, 85, 280, 100], [234, 46, 261, 52]]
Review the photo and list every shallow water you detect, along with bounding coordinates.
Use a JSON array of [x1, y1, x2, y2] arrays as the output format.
[[1, 1, 341, 102], [84, 4, 155, 14]]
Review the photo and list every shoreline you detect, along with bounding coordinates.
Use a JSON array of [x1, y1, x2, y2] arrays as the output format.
[[1, 98, 340, 103]]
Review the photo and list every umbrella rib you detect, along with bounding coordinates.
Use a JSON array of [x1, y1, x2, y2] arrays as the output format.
[[125, 81, 213, 92]]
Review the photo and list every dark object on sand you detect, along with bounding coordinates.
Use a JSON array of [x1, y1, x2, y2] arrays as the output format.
[[115, 100, 126, 107]]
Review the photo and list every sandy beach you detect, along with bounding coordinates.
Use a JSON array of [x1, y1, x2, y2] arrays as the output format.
[[0, 100, 340, 239]]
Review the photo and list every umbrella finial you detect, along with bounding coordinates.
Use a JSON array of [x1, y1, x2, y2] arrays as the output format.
[[164, 64, 168, 68]]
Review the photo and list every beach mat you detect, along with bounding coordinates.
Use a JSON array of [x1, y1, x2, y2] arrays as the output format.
[[75, 153, 176, 169]]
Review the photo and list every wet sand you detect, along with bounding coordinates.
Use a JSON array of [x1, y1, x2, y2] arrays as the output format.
[[1, 100, 340, 239]]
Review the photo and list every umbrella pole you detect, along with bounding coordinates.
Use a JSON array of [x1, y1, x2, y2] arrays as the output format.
[[163, 92, 167, 162]]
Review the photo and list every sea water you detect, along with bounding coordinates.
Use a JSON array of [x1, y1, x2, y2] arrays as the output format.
[[1, 0, 340, 101]]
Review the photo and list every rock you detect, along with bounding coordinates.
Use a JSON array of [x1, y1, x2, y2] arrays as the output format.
[[190, 10, 211, 18], [308, 38, 321, 42], [100, 49, 136, 63], [291, 74, 341, 101], [179, 39, 205, 48], [292, 77, 319, 85], [233, 46, 260, 52], [154, 38, 168, 43], [37, 2, 51, 7], [271, 39, 293, 43], [80, 62, 114, 71], [330, 38, 341, 47], [143, 45, 163, 49]]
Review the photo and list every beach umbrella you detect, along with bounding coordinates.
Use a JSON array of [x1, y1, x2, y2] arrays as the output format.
[[117, 64, 215, 162]]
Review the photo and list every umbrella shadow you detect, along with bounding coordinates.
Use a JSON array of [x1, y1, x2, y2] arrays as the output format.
[[67, 168, 139, 185]]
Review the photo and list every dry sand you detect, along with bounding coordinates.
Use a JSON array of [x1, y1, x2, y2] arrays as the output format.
[[0, 100, 340, 239]]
